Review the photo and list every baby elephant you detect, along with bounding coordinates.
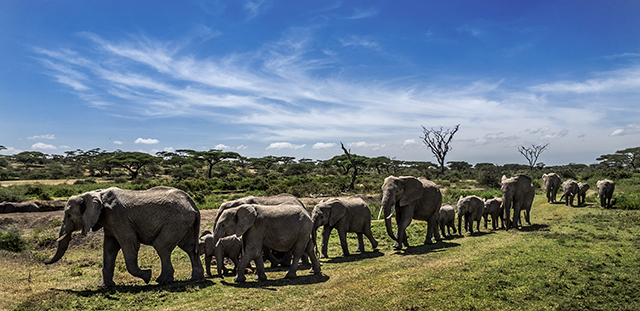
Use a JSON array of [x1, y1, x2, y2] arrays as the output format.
[[483, 198, 504, 230], [560, 180, 579, 207], [437, 204, 457, 237], [199, 231, 243, 277], [311, 197, 378, 258], [577, 182, 590, 207]]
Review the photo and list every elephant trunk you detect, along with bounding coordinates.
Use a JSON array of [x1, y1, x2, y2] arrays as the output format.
[[45, 228, 72, 264], [458, 212, 463, 234], [381, 194, 397, 241]]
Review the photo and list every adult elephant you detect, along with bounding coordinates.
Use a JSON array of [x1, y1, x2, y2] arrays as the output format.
[[381, 176, 442, 249], [597, 179, 615, 209], [45, 187, 204, 287], [457, 195, 484, 235], [212, 203, 321, 282], [501, 174, 534, 229], [542, 173, 562, 203], [214, 194, 307, 267], [560, 180, 579, 207], [577, 182, 590, 207], [310, 197, 378, 258]]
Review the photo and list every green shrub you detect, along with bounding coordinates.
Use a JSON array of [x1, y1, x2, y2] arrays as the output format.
[[0, 225, 27, 252], [0, 187, 27, 202]]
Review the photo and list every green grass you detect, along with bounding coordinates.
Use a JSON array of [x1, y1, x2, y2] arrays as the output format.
[[3, 194, 640, 310]]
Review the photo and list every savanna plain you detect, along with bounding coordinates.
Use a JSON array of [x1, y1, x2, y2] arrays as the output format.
[[2, 183, 640, 311]]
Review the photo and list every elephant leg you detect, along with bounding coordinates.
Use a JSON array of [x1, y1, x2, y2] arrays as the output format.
[[306, 240, 322, 275], [355, 232, 365, 253], [205, 255, 213, 277], [99, 235, 120, 287], [121, 239, 152, 284], [178, 240, 204, 281], [263, 247, 280, 267], [363, 222, 378, 250], [394, 209, 413, 249], [483, 215, 488, 230], [154, 245, 176, 284], [439, 224, 446, 238], [337, 229, 350, 256], [236, 245, 260, 282], [525, 210, 531, 225], [425, 215, 438, 244], [320, 226, 331, 258]]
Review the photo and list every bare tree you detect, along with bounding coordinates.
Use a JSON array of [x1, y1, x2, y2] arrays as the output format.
[[421, 124, 460, 176], [518, 143, 549, 171], [341, 142, 357, 192]]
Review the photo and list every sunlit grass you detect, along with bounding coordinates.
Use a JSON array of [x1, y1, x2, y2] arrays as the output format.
[[3, 193, 640, 310]]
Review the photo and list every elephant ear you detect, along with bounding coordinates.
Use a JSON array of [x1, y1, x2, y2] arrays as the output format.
[[235, 205, 257, 237], [81, 191, 103, 236], [329, 200, 347, 227], [399, 177, 424, 207]]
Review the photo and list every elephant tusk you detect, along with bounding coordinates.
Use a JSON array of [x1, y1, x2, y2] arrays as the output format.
[[56, 233, 69, 242]]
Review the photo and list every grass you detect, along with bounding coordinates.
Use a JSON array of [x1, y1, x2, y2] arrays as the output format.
[[3, 193, 640, 310]]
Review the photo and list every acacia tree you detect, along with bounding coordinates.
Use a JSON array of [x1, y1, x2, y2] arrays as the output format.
[[421, 124, 460, 176], [341, 142, 358, 192], [186, 149, 240, 178], [518, 143, 549, 171]]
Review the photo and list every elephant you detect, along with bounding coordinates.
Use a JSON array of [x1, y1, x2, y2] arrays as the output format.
[[483, 198, 504, 230], [212, 203, 321, 282], [0, 201, 40, 213], [542, 173, 562, 203], [577, 182, 590, 207], [437, 204, 457, 237], [597, 179, 615, 209], [44, 186, 204, 287], [310, 197, 378, 258], [457, 195, 484, 235], [198, 231, 243, 277], [501, 174, 534, 229], [381, 176, 442, 249], [214, 194, 308, 267], [560, 180, 579, 207]]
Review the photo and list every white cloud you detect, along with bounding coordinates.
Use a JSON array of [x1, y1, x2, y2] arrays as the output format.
[[470, 133, 519, 146], [113, 141, 123, 145], [610, 124, 640, 136], [346, 141, 385, 150], [244, 0, 271, 20], [266, 142, 306, 150], [0, 146, 22, 155], [32, 142, 57, 150], [402, 139, 421, 149], [313, 142, 336, 149], [215, 144, 231, 150], [28, 134, 56, 140], [348, 7, 379, 20], [135, 138, 159, 144]]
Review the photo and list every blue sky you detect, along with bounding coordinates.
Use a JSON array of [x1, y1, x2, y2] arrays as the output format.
[[1, 1, 639, 166]]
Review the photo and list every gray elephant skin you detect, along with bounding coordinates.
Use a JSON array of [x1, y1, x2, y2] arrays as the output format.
[[311, 197, 378, 258], [457, 195, 483, 235], [437, 204, 456, 237], [560, 180, 579, 207], [597, 179, 615, 209], [381, 176, 442, 249], [483, 198, 504, 230], [577, 182, 590, 207], [212, 203, 321, 282], [0, 201, 40, 213], [45, 186, 204, 287], [198, 231, 243, 277], [214, 194, 308, 267], [542, 173, 562, 203], [501, 174, 535, 229]]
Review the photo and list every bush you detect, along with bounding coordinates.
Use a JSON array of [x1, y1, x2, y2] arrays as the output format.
[[0, 187, 27, 202], [0, 225, 27, 252]]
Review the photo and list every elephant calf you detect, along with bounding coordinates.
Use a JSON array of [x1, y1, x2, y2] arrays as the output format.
[[560, 180, 579, 207], [577, 182, 590, 207], [311, 197, 378, 258], [483, 198, 504, 230], [199, 231, 243, 277], [457, 195, 484, 235], [437, 204, 456, 237], [597, 179, 615, 209]]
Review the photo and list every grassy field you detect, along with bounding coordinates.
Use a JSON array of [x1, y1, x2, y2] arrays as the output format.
[[2, 192, 640, 310]]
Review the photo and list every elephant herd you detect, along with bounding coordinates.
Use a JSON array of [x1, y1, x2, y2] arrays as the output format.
[[542, 173, 615, 209], [43, 173, 617, 286]]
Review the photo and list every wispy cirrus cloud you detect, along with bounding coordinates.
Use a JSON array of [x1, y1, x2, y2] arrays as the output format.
[[28, 134, 56, 140]]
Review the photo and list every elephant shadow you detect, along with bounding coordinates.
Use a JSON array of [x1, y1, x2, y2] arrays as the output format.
[[56, 279, 217, 297], [518, 224, 549, 232], [321, 250, 385, 264], [220, 273, 330, 289], [397, 240, 461, 256]]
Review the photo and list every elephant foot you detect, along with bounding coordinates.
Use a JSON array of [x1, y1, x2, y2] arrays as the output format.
[[341, 251, 351, 257], [392, 241, 402, 250], [255, 273, 268, 281], [98, 279, 115, 288], [188, 271, 204, 281], [284, 271, 297, 279], [141, 269, 152, 284], [424, 239, 433, 245], [371, 240, 379, 250], [319, 253, 328, 259], [156, 273, 174, 285], [309, 267, 321, 275], [355, 247, 363, 253], [234, 275, 247, 283]]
